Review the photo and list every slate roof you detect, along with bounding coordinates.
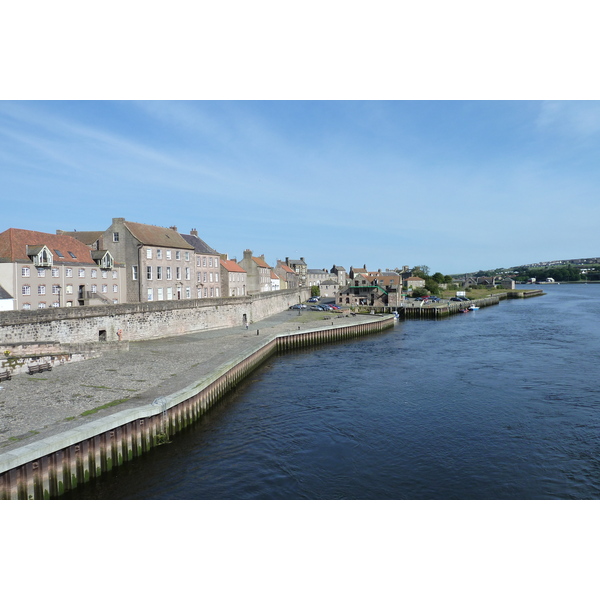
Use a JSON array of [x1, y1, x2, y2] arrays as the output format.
[[58, 231, 104, 246], [0, 228, 98, 265], [0, 285, 13, 300], [221, 259, 246, 273], [180, 233, 220, 256], [123, 221, 193, 250]]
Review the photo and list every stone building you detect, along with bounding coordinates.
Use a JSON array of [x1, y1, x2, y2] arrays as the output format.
[[220, 256, 247, 297], [330, 265, 348, 287], [0, 228, 125, 310], [101, 218, 196, 303], [274, 260, 299, 289], [180, 229, 221, 299], [285, 257, 308, 287], [239, 250, 272, 294]]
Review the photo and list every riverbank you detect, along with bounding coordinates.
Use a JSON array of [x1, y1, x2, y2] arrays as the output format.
[[0, 309, 395, 499]]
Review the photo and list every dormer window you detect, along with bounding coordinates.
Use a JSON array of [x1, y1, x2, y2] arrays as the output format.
[[92, 249, 115, 270], [27, 245, 53, 268]]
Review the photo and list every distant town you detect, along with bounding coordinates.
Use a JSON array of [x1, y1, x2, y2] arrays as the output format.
[[1, 218, 598, 313]]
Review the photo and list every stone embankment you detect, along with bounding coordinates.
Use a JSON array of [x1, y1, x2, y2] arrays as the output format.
[[0, 309, 395, 500]]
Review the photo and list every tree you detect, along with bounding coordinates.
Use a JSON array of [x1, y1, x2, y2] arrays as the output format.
[[311, 285, 320, 297]]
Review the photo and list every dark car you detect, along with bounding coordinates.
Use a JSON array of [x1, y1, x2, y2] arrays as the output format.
[[289, 304, 307, 310]]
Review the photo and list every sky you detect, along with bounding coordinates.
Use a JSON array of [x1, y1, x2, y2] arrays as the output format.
[[2, 99, 600, 275]]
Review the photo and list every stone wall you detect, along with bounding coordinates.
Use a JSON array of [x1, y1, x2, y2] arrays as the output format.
[[0, 289, 309, 346]]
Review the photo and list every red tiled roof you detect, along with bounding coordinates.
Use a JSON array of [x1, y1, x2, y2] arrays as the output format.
[[220, 259, 246, 273], [252, 256, 271, 269], [0, 228, 98, 265]]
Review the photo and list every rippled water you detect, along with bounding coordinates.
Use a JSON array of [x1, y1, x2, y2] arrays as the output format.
[[65, 285, 600, 499]]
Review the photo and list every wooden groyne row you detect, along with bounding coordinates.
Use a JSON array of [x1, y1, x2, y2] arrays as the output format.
[[0, 316, 395, 500]]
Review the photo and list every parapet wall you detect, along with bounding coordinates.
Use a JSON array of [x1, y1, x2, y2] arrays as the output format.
[[0, 289, 309, 346]]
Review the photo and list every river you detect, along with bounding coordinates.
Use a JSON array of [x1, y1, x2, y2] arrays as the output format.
[[63, 284, 600, 499]]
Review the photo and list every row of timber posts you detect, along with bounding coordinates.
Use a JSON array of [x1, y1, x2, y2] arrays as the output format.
[[0, 316, 395, 500]]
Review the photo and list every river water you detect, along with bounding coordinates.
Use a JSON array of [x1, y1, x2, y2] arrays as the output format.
[[64, 284, 600, 500]]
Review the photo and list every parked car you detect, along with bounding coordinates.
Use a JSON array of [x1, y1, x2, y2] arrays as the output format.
[[319, 304, 333, 311], [310, 305, 324, 311], [289, 304, 307, 310], [308, 297, 320, 302]]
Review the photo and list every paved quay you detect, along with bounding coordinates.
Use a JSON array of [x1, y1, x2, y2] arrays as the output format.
[[0, 309, 383, 455]]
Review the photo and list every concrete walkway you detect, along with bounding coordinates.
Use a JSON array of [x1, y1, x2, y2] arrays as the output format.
[[0, 309, 381, 454]]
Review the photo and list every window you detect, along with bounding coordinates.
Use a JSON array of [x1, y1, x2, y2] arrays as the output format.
[[146, 248, 152, 259], [210, 288, 214, 297], [147, 288, 153, 301], [166, 266, 172, 280], [157, 266, 163, 280], [185, 287, 191, 298], [204, 288, 208, 297], [157, 288, 164, 301], [23, 303, 31, 310], [196, 257, 201, 267], [66, 284, 73, 294], [22, 285, 31, 295], [52, 285, 60, 294], [102, 285, 108, 293], [54, 249, 64, 258], [91, 269, 97, 278], [132, 265, 138, 280], [166, 250, 172, 260], [215, 273, 219, 283], [68, 251, 77, 258], [185, 267, 190, 280], [176, 267, 181, 280], [147, 266, 152, 280], [157, 249, 162, 259], [197, 289, 202, 298], [52, 302, 60, 308], [185, 252, 190, 261], [78, 269, 85, 278], [113, 285, 118, 293], [167, 287, 173, 300], [66, 268, 72, 277], [38, 285, 46, 295], [37, 268, 46, 277], [112, 270, 117, 279], [38, 302, 46, 309], [209, 257, 213, 267], [203, 257, 206, 267], [91, 284, 97, 293], [209, 272, 213, 282], [52, 268, 60, 277], [215, 288, 219, 297], [175, 251, 181, 260], [102, 270, 107, 279], [203, 272, 207, 283], [22, 267, 30, 277], [197, 272, 202, 282], [113, 232, 119, 242]]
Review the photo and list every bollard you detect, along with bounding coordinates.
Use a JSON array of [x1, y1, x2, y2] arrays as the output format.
[[256, 329, 259, 335]]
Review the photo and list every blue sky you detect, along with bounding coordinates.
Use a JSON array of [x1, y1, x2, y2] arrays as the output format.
[[2, 100, 600, 274]]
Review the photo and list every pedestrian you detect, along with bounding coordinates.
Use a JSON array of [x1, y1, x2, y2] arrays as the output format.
[[117, 329, 123, 341]]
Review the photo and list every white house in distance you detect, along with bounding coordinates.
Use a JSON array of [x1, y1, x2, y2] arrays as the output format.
[[0, 285, 14, 311]]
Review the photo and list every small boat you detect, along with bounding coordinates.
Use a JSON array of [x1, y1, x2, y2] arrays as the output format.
[[468, 304, 479, 311], [459, 308, 469, 313]]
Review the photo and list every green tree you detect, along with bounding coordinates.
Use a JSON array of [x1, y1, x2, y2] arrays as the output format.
[[311, 285, 320, 297]]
